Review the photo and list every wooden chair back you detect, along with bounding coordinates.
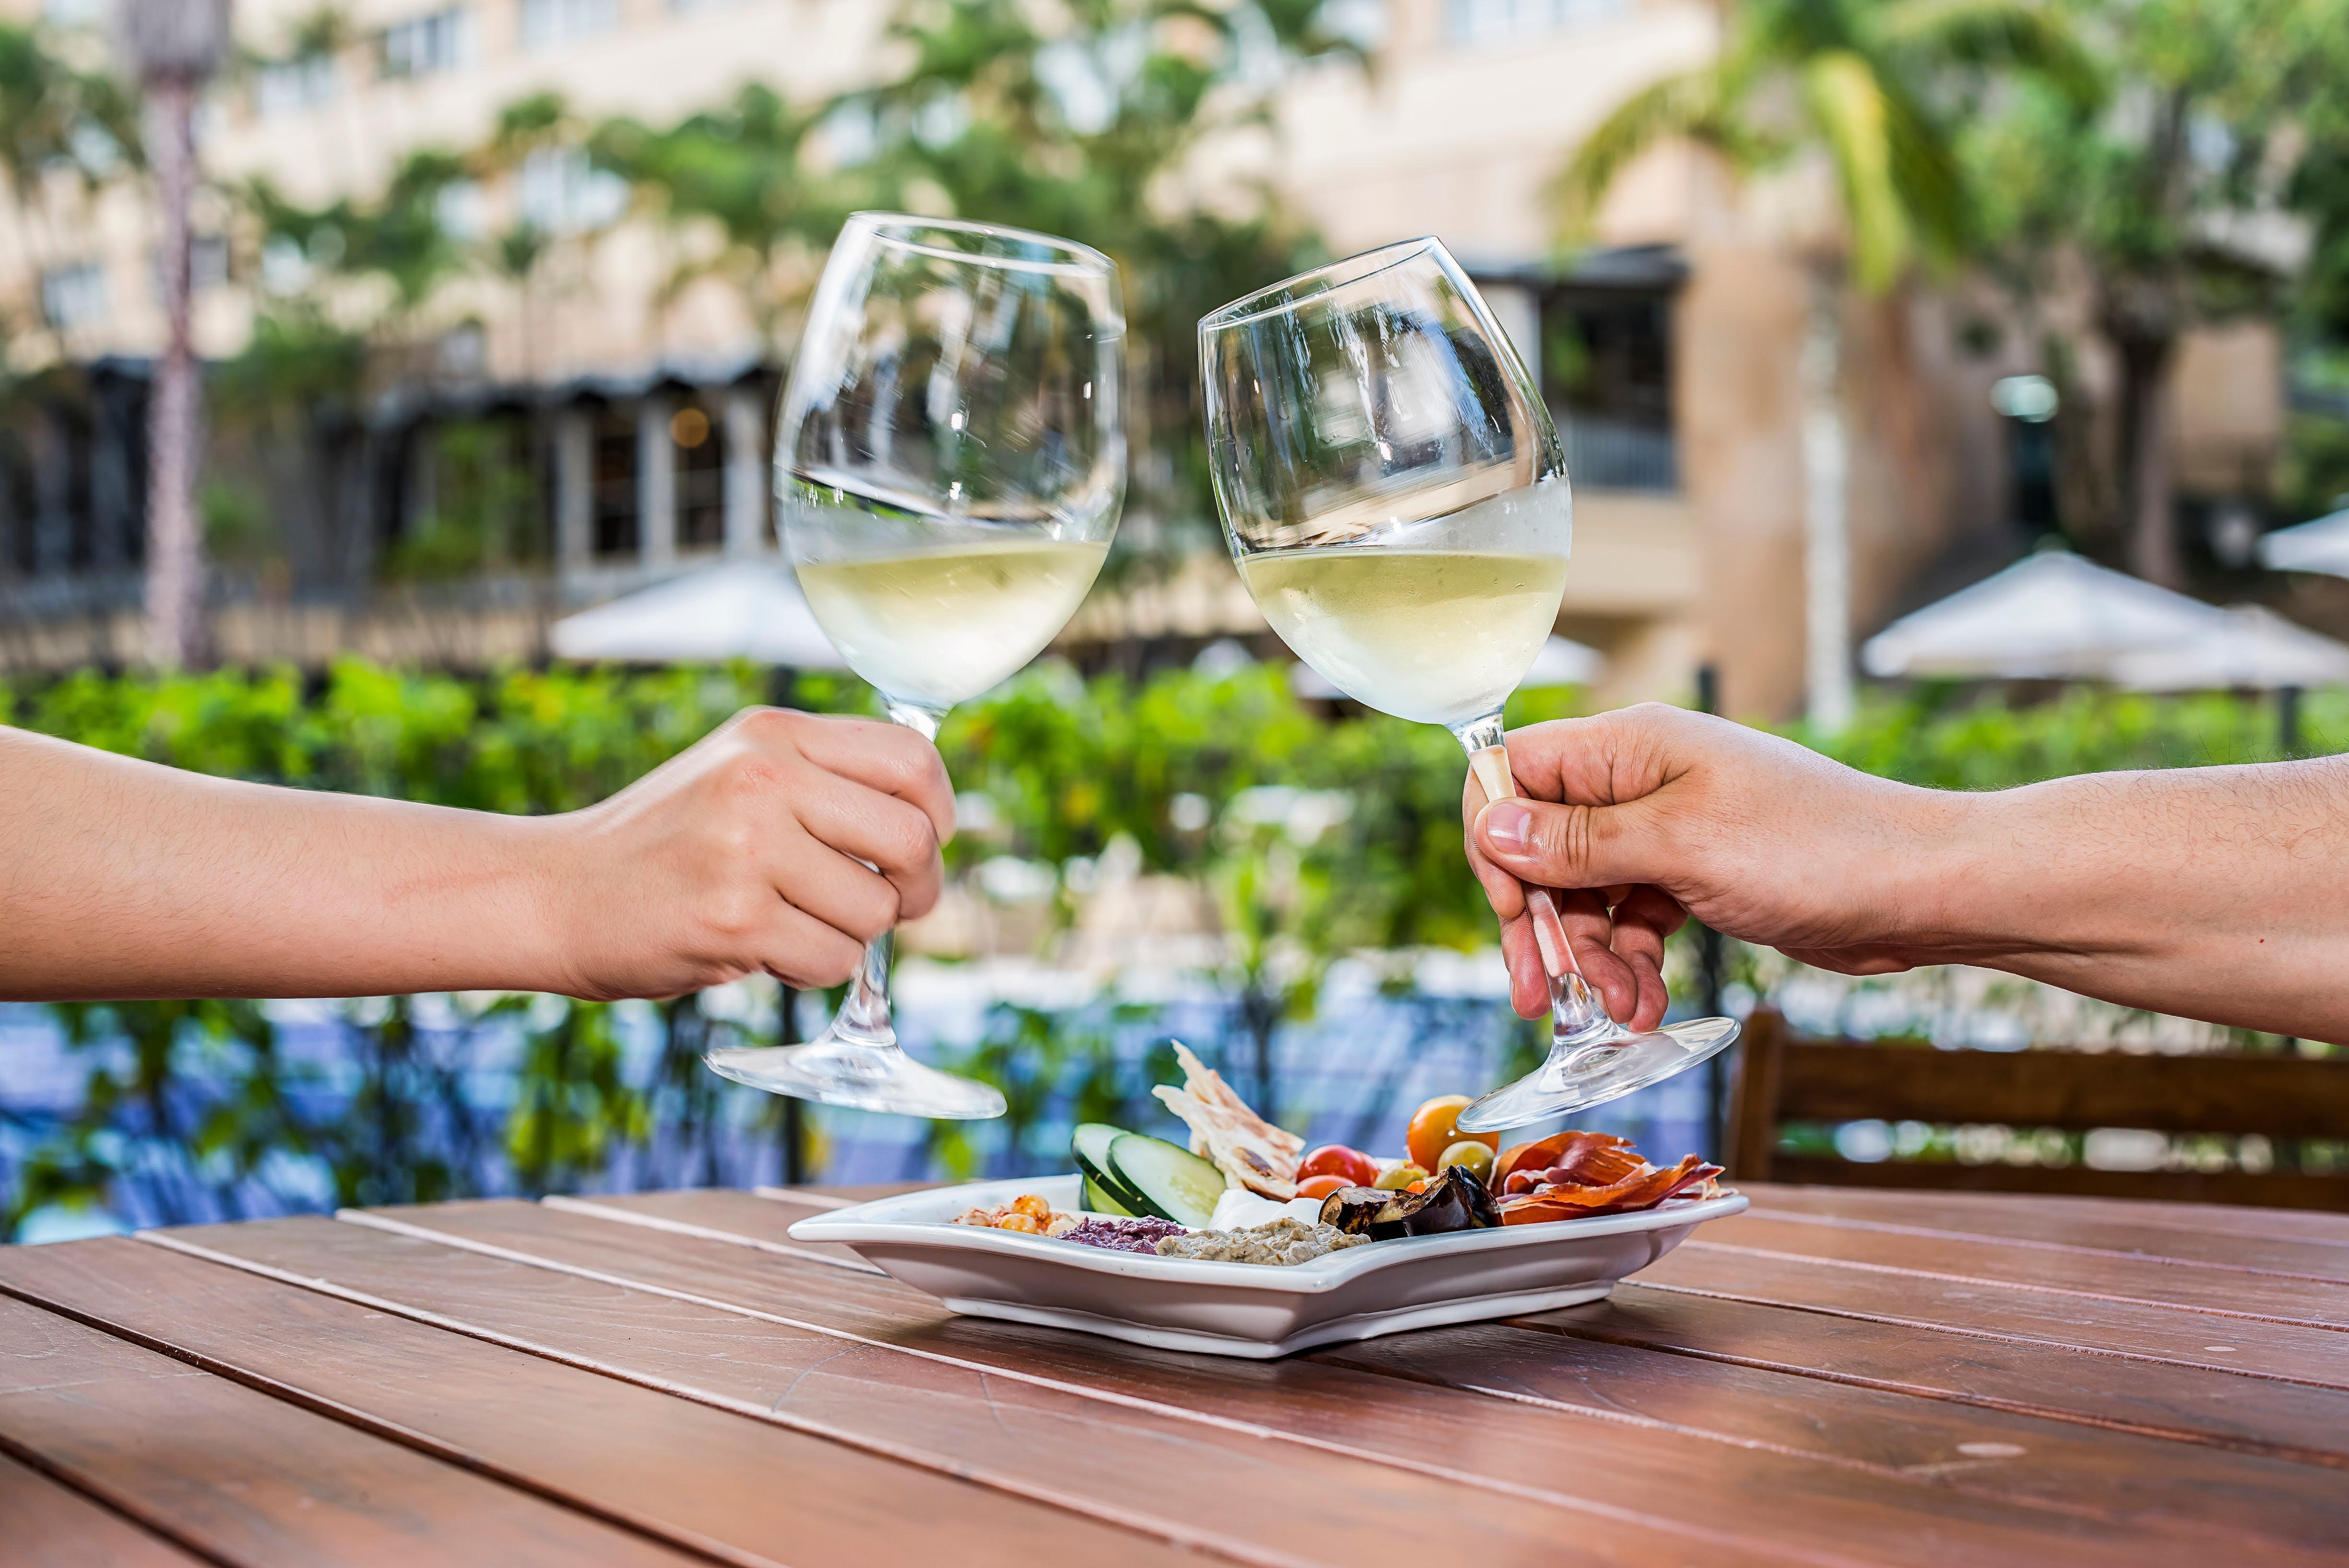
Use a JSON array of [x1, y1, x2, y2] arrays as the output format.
[[1725, 1008, 2349, 1210]]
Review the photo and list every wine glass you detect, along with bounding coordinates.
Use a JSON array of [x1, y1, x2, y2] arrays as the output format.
[[705, 214, 1125, 1117], [1197, 237, 1735, 1132]]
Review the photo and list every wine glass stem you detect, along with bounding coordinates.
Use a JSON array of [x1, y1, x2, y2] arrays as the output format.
[[1450, 710, 1617, 1045], [827, 700, 949, 1054]]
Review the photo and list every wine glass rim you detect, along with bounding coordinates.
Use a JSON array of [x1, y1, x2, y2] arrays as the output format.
[[846, 211, 1117, 279], [1198, 237, 1446, 331]]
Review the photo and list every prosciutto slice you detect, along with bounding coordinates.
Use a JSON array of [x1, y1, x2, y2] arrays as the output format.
[[1490, 1130, 1722, 1224]]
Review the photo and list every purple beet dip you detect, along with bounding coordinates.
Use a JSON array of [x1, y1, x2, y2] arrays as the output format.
[[1058, 1216, 1186, 1255]]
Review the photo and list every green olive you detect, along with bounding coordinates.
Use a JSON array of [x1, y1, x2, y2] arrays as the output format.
[[1436, 1140, 1495, 1180], [1373, 1162, 1428, 1191]]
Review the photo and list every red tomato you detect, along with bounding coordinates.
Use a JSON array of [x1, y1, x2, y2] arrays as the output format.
[[1298, 1144, 1379, 1187], [1296, 1173, 1349, 1200]]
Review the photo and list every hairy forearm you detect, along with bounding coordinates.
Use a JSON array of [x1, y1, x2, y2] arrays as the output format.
[[1919, 759, 2349, 1040], [0, 727, 568, 1001]]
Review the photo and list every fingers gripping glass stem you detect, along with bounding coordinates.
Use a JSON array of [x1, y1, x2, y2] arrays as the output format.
[[1453, 715, 1615, 1043], [1448, 710, 1739, 1134]]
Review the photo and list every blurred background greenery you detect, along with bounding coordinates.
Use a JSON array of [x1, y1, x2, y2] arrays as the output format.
[[6, 660, 2336, 1237]]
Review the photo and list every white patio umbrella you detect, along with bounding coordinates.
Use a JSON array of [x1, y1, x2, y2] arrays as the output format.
[[1861, 550, 2227, 681], [548, 558, 848, 668], [2111, 604, 2349, 691], [2255, 506, 2349, 578], [1285, 635, 1604, 700]]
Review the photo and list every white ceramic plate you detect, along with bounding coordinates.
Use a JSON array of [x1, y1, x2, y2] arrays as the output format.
[[791, 1174, 1747, 1358]]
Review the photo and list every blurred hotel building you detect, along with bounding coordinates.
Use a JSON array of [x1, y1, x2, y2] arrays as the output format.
[[0, 0, 2288, 715]]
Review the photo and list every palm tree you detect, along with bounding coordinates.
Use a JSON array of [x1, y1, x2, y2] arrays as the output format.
[[116, 0, 233, 667], [1552, 0, 2095, 728]]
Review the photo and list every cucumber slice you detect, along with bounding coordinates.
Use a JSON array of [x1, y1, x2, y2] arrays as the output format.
[[1071, 1122, 1138, 1204], [1080, 1174, 1135, 1216], [1105, 1132, 1226, 1229]]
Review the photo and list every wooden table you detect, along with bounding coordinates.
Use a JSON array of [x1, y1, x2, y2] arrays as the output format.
[[4, 1183, 2346, 1568]]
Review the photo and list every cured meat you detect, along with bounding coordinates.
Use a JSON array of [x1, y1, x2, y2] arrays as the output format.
[[1490, 1130, 1721, 1224], [1150, 1043, 1304, 1200]]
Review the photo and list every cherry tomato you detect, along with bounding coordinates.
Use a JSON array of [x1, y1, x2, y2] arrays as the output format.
[[1298, 1144, 1380, 1187], [1405, 1095, 1498, 1174], [1296, 1173, 1350, 1200]]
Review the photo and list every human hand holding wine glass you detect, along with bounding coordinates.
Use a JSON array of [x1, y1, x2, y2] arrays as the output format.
[[705, 214, 1124, 1118], [1197, 237, 1736, 1132]]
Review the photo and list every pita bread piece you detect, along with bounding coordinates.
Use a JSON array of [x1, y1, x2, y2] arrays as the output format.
[[1150, 1043, 1303, 1200]]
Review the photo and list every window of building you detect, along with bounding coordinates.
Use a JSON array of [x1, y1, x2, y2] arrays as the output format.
[[254, 53, 338, 117], [1542, 286, 1677, 491], [1444, 0, 1632, 46], [521, 0, 619, 51], [671, 400, 726, 550], [380, 8, 470, 79], [40, 262, 107, 334], [517, 147, 629, 236], [150, 236, 231, 303], [592, 409, 639, 558]]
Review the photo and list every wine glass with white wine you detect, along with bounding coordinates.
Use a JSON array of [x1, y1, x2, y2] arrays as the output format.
[[706, 214, 1125, 1118], [1198, 237, 1735, 1133]]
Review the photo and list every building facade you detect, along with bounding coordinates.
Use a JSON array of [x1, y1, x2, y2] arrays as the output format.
[[0, 0, 2288, 715]]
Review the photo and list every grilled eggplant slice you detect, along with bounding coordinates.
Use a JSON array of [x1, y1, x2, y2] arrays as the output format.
[[1318, 1167, 1497, 1239], [1318, 1185, 1389, 1235]]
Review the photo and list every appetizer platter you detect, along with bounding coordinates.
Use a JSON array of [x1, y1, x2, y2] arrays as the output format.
[[792, 1046, 1744, 1357]]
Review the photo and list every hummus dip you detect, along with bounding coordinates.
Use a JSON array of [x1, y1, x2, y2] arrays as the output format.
[[1153, 1216, 1369, 1265]]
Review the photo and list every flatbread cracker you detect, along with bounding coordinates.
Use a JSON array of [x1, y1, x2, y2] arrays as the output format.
[[1150, 1042, 1304, 1199]]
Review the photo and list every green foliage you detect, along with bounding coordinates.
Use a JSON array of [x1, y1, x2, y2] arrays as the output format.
[[590, 83, 860, 339], [1788, 681, 2345, 782], [505, 997, 649, 1195], [1551, 0, 2097, 292], [10, 656, 2340, 1234]]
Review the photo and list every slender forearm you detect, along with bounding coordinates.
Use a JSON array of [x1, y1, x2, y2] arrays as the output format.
[[0, 727, 569, 1000], [1924, 759, 2349, 1040]]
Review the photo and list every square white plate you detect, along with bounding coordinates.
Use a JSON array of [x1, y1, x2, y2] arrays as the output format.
[[791, 1174, 1746, 1358]]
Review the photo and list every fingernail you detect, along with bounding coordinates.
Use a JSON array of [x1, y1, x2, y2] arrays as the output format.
[[1483, 800, 1532, 857]]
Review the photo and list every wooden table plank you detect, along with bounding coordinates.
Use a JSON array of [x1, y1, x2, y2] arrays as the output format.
[[1700, 1212, 2349, 1326], [1641, 1237, 2349, 1387], [1317, 1319, 2349, 1555], [0, 1451, 211, 1568], [231, 1193, 2349, 1568], [0, 1237, 1204, 1568], [1530, 1284, 2349, 1467], [1754, 1188, 2349, 1247], [1744, 1187, 2349, 1284], [0, 1289, 706, 1568], [159, 1213, 1834, 1568]]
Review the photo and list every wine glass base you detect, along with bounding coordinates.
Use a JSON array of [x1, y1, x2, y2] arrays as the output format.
[[705, 1037, 1008, 1119], [1454, 1015, 1740, 1133]]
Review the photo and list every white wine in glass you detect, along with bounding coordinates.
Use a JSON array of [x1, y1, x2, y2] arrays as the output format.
[[1199, 237, 1736, 1133], [705, 215, 1125, 1119]]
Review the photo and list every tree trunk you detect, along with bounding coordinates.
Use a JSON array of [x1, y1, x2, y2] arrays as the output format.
[[142, 75, 205, 666], [2115, 333, 2180, 586], [1801, 270, 1853, 733]]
